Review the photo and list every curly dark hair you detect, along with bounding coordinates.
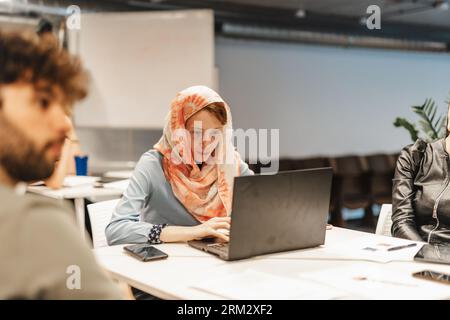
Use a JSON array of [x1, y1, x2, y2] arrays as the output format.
[[0, 31, 87, 110]]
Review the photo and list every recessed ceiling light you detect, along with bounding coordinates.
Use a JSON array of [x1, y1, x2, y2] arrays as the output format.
[[295, 9, 306, 18]]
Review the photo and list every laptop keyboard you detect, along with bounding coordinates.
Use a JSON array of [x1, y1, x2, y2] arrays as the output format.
[[206, 243, 229, 254]]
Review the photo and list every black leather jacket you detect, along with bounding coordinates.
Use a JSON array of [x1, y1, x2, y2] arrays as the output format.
[[392, 138, 450, 244]]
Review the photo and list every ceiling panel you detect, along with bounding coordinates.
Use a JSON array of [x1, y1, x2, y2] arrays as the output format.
[[3, 0, 449, 47], [210, 0, 450, 28], [388, 6, 450, 27]]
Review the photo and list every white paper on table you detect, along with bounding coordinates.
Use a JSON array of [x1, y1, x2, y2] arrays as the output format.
[[29, 181, 45, 186], [299, 264, 450, 300], [190, 269, 347, 300], [322, 235, 425, 263], [103, 171, 134, 179], [103, 179, 130, 192], [63, 175, 100, 187]]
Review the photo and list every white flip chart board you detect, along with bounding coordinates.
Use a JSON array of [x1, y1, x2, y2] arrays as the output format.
[[69, 10, 215, 128]]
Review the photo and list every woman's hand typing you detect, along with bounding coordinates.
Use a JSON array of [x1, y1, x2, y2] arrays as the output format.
[[159, 216, 231, 243]]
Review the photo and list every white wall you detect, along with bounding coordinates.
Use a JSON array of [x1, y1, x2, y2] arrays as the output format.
[[216, 37, 450, 158], [72, 10, 215, 129], [78, 37, 450, 167]]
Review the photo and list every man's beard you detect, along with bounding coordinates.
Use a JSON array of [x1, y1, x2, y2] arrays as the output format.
[[0, 115, 57, 182]]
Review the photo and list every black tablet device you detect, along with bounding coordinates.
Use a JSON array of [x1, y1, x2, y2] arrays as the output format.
[[414, 244, 450, 265]]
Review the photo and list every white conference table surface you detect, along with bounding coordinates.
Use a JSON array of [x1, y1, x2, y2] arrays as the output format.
[[27, 184, 125, 200], [94, 227, 450, 300]]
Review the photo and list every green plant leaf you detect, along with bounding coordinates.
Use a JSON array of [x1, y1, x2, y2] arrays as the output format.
[[394, 117, 419, 142], [412, 99, 441, 141], [439, 115, 448, 137], [394, 95, 449, 142]]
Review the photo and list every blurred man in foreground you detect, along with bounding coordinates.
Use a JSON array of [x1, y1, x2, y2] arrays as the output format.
[[0, 31, 124, 299]]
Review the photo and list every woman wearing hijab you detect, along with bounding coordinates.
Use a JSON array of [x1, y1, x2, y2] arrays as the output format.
[[105, 86, 253, 245]]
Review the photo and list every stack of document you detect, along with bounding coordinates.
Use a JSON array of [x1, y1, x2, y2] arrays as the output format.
[[63, 175, 100, 187], [103, 170, 134, 179], [102, 179, 130, 192]]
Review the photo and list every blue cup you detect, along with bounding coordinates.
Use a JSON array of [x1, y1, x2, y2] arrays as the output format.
[[74, 155, 89, 176]]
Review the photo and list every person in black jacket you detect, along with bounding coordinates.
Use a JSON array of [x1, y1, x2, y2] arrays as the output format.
[[392, 106, 450, 244]]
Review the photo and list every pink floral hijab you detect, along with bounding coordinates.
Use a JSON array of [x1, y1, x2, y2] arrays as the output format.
[[154, 86, 242, 222]]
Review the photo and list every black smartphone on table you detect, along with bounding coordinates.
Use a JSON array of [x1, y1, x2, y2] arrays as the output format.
[[123, 244, 168, 262], [412, 270, 450, 286]]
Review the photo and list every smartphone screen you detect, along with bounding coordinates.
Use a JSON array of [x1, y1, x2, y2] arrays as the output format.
[[124, 244, 168, 262], [413, 270, 450, 285]]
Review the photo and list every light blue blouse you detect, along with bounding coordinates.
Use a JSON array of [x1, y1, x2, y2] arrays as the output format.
[[105, 150, 253, 245]]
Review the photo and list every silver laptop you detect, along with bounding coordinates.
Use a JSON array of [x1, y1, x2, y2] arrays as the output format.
[[188, 167, 333, 261]]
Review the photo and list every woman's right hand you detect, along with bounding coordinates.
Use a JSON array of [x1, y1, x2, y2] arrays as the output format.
[[159, 217, 231, 243], [191, 217, 231, 242]]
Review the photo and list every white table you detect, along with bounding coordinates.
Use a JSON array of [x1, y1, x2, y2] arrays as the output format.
[[27, 184, 125, 240], [93, 227, 450, 300]]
